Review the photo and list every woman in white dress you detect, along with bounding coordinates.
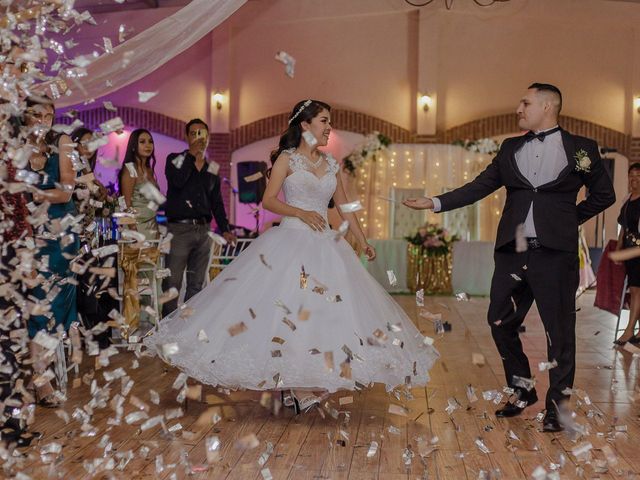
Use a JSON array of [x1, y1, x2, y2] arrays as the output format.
[[144, 100, 439, 411]]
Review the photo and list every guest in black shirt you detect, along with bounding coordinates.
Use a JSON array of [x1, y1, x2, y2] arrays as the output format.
[[163, 119, 236, 316], [615, 162, 640, 345]]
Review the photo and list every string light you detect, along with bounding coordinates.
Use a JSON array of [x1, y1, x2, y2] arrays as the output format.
[[351, 144, 505, 241]]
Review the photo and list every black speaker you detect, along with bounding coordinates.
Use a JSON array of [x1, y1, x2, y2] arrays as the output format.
[[237, 161, 267, 204]]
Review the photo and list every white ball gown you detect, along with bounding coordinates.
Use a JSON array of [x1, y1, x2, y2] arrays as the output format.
[[144, 150, 439, 393]]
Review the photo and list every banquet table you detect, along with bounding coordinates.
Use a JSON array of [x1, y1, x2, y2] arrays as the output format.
[[365, 239, 494, 296]]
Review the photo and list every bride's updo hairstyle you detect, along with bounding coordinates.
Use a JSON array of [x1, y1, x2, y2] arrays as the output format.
[[269, 99, 331, 166]]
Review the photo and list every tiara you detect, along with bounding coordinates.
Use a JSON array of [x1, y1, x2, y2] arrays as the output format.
[[288, 99, 312, 125]]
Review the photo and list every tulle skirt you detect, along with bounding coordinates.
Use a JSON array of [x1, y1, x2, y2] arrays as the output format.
[[144, 217, 439, 392]]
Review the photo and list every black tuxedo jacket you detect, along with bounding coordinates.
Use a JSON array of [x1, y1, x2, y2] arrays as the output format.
[[436, 129, 616, 253]]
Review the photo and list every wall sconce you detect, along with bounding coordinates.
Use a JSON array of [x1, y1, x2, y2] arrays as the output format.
[[418, 94, 432, 113], [635, 97, 640, 114], [213, 91, 224, 111]]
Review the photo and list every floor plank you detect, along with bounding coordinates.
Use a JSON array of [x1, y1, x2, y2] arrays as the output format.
[[10, 291, 638, 480]]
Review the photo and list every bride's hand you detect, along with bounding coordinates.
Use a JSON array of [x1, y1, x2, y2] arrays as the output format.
[[403, 197, 434, 210], [362, 243, 376, 261], [296, 209, 327, 231]]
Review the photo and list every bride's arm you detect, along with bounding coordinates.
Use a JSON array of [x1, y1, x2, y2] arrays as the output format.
[[332, 173, 376, 261], [262, 153, 326, 231]]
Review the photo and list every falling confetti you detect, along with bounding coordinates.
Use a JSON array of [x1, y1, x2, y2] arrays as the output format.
[[455, 292, 470, 301], [538, 359, 558, 371], [274, 50, 296, 78], [138, 91, 158, 103], [244, 172, 264, 182], [515, 223, 528, 252], [228, 322, 248, 337], [416, 289, 424, 307], [207, 161, 221, 175], [339, 200, 364, 213]]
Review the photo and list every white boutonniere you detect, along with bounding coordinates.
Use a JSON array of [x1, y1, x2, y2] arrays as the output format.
[[574, 149, 591, 173]]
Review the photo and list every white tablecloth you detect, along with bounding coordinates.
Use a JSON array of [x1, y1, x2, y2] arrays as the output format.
[[451, 241, 494, 296], [365, 239, 494, 296], [365, 239, 409, 293]]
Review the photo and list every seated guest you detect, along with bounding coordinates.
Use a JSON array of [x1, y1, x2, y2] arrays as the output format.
[[614, 162, 640, 345], [163, 119, 236, 316]]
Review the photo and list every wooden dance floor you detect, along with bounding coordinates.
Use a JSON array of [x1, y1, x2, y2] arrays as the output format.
[[10, 292, 640, 479]]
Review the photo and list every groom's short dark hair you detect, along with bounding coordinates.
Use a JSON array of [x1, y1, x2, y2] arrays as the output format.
[[528, 83, 562, 114], [629, 162, 640, 174]]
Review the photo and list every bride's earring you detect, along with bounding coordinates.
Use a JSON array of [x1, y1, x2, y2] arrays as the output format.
[[302, 130, 317, 147]]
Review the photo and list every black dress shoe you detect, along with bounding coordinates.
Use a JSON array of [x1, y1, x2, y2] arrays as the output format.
[[542, 408, 563, 432], [495, 390, 538, 418]]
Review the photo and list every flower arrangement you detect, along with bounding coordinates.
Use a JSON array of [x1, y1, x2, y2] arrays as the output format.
[[342, 131, 392, 176], [405, 223, 459, 256], [452, 137, 500, 155]]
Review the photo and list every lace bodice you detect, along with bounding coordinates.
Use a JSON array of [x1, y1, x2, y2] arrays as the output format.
[[282, 149, 340, 217]]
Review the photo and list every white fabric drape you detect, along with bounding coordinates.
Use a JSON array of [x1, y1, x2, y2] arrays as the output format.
[[58, 0, 246, 108]]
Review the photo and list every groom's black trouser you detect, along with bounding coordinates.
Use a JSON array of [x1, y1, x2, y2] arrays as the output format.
[[488, 242, 579, 410]]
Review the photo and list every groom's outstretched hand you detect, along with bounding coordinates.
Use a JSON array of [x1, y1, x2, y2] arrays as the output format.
[[403, 197, 434, 210]]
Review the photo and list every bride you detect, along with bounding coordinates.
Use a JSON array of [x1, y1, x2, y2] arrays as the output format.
[[144, 100, 439, 410]]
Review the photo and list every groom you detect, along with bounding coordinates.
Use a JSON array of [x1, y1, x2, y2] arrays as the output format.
[[404, 83, 615, 431]]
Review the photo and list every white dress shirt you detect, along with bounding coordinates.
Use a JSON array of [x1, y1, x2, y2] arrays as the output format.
[[433, 126, 567, 238]]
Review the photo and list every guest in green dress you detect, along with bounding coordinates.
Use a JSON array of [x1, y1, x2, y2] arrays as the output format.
[[26, 99, 80, 339]]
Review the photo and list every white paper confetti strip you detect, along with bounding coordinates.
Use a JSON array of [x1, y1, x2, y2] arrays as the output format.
[[339, 200, 364, 213], [366, 441, 379, 458], [416, 289, 424, 306], [138, 91, 158, 103], [99, 117, 124, 134], [515, 223, 528, 252], [207, 161, 220, 175], [275, 50, 296, 78]]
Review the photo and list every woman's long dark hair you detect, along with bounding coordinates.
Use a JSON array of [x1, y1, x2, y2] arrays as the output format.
[[117, 128, 157, 192], [269, 99, 331, 166], [70, 127, 97, 171]]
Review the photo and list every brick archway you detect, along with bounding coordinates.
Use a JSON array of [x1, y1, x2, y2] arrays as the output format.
[[59, 106, 630, 154], [58, 107, 633, 208], [443, 113, 629, 156], [230, 109, 414, 150], [58, 106, 188, 140]]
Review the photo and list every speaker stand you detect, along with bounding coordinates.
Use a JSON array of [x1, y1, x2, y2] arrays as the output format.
[[253, 203, 261, 237]]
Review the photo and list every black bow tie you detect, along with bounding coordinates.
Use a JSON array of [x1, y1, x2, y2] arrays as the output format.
[[524, 126, 561, 143]]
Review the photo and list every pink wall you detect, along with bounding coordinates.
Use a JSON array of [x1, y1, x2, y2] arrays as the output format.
[[436, 6, 631, 133], [66, 0, 640, 135], [63, 7, 211, 123], [228, 7, 416, 130]]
